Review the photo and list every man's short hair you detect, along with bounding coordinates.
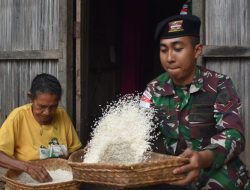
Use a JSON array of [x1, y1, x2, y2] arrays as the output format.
[[30, 73, 62, 100]]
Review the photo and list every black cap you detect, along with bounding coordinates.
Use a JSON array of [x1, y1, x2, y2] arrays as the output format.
[[155, 14, 201, 42]]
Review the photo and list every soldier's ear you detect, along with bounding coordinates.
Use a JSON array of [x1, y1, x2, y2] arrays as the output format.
[[194, 44, 203, 59]]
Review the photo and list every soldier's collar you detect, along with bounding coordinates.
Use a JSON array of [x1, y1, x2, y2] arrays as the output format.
[[189, 67, 203, 93], [159, 67, 203, 96]]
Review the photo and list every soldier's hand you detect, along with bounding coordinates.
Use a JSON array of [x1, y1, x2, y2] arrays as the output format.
[[168, 148, 213, 186]]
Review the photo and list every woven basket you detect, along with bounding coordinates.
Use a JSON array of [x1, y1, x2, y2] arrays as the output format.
[[3, 158, 80, 190], [68, 149, 189, 188]]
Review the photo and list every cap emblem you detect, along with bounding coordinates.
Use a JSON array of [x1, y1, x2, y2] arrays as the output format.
[[168, 20, 184, 33]]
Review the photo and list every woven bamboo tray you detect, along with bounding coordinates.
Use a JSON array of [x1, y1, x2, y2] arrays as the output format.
[[3, 158, 80, 190], [68, 149, 189, 188]]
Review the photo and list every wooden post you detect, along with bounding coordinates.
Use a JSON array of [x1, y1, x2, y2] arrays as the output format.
[[192, 0, 205, 66], [76, 0, 81, 136]]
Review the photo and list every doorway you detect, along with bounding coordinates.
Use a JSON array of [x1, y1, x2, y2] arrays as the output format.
[[81, 0, 187, 144]]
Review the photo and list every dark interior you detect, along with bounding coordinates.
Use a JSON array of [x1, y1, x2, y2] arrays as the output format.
[[85, 0, 186, 142]]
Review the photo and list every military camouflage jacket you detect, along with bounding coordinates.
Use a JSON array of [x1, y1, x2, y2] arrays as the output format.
[[140, 66, 248, 187]]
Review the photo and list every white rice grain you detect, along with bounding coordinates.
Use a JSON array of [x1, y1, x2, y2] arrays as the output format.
[[83, 94, 157, 164], [16, 169, 73, 185]]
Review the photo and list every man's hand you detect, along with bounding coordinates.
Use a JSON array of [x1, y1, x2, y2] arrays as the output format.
[[0, 151, 52, 183], [24, 163, 52, 183], [169, 148, 213, 186]]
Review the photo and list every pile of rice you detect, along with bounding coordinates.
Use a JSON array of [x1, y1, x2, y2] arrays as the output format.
[[16, 169, 72, 185], [83, 94, 158, 164]]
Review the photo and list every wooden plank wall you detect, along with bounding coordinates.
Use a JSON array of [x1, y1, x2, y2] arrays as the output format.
[[204, 0, 250, 170], [0, 0, 67, 126], [0, 0, 59, 51]]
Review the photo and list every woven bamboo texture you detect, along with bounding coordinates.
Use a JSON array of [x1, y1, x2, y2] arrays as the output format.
[[68, 149, 189, 188], [3, 158, 80, 190]]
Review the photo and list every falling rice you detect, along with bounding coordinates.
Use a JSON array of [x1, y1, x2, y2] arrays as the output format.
[[16, 169, 73, 185], [83, 94, 158, 164]]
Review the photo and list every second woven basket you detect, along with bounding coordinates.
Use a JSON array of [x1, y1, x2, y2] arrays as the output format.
[[68, 149, 189, 188]]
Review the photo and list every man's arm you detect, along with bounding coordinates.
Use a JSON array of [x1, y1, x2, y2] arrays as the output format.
[[171, 77, 245, 186], [0, 151, 52, 183], [206, 77, 245, 169]]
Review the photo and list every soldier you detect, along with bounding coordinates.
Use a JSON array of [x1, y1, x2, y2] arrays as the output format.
[[140, 14, 250, 190]]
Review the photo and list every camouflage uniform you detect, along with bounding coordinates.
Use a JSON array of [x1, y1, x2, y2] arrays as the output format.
[[140, 66, 250, 190]]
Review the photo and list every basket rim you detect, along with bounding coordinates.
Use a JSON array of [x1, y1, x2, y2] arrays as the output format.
[[3, 175, 79, 188], [74, 177, 184, 188], [3, 158, 80, 188], [68, 149, 189, 169]]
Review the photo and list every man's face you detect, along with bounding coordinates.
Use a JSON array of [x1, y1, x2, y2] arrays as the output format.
[[159, 36, 202, 85], [32, 93, 59, 125]]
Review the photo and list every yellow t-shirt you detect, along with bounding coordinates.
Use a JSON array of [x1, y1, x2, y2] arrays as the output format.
[[0, 104, 82, 161]]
